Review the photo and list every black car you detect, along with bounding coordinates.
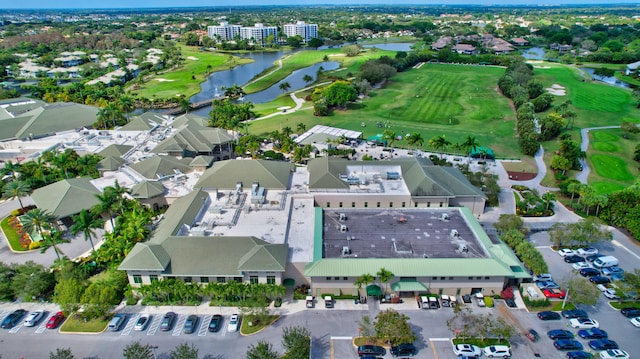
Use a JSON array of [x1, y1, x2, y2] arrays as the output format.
[[358, 345, 386, 357], [562, 309, 588, 319], [390, 343, 417, 357], [579, 268, 600, 277], [620, 307, 640, 317], [588, 339, 618, 351], [554, 340, 583, 351], [160, 312, 176, 331], [589, 276, 611, 285], [1, 309, 27, 329], [183, 315, 198, 334], [564, 255, 584, 263], [586, 254, 605, 263], [566, 351, 594, 359], [538, 311, 561, 320], [208, 314, 222, 332], [548, 329, 575, 340], [578, 328, 608, 339]]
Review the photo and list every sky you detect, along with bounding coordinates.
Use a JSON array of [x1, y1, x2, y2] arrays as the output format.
[[4, 0, 640, 10]]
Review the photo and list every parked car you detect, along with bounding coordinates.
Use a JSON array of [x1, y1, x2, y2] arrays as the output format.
[[567, 351, 594, 359], [45, 311, 65, 329], [577, 248, 598, 256], [609, 273, 625, 282], [453, 344, 482, 357], [533, 273, 553, 282], [1, 309, 26, 329], [536, 281, 560, 289], [588, 340, 618, 351], [134, 314, 151, 331], [603, 289, 619, 300], [107, 313, 126, 332], [599, 349, 629, 359], [586, 254, 605, 263], [572, 262, 591, 270], [462, 294, 472, 303], [601, 266, 624, 276], [580, 268, 601, 277], [562, 309, 588, 319], [538, 311, 561, 320], [578, 328, 608, 339], [160, 312, 176, 331], [227, 314, 239, 332], [544, 289, 567, 299], [554, 340, 584, 351], [565, 255, 585, 264], [390, 343, 416, 357], [558, 248, 576, 257], [208, 314, 222, 332], [23, 310, 44, 327], [620, 307, 640, 317], [630, 317, 640, 327], [483, 345, 511, 358], [569, 318, 599, 329], [548, 329, 575, 340], [358, 345, 386, 357], [596, 284, 609, 292], [526, 329, 540, 342], [589, 276, 611, 285], [183, 315, 198, 334]]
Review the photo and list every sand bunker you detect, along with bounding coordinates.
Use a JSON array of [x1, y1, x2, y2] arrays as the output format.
[[187, 56, 199, 60], [156, 78, 175, 82], [546, 84, 566, 96]]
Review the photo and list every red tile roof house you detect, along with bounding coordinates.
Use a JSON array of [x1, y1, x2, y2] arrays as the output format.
[[511, 37, 529, 46]]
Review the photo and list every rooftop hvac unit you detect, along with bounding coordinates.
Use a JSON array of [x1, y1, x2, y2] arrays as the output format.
[[450, 229, 459, 237], [342, 246, 351, 256], [236, 181, 242, 191], [457, 243, 468, 253], [339, 213, 347, 221], [442, 213, 450, 221], [339, 224, 348, 233]]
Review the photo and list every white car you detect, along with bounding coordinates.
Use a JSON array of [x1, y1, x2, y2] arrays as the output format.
[[603, 288, 619, 300], [572, 262, 591, 270], [134, 313, 151, 331], [483, 345, 511, 358], [600, 349, 629, 359], [453, 344, 482, 357], [533, 274, 553, 282], [227, 314, 239, 332], [596, 284, 608, 292], [630, 317, 640, 328], [577, 247, 598, 256], [23, 310, 44, 327], [558, 248, 576, 257], [569, 318, 600, 329]]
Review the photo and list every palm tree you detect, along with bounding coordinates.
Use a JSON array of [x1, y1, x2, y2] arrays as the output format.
[[21, 208, 55, 240], [382, 129, 397, 147], [303, 74, 314, 85], [70, 209, 104, 254], [428, 134, 452, 159], [40, 230, 67, 261], [541, 192, 556, 211], [0, 160, 22, 180], [179, 96, 191, 114], [461, 135, 480, 162], [297, 122, 307, 133], [407, 132, 424, 151], [354, 273, 374, 296], [119, 95, 135, 121], [376, 268, 394, 295], [92, 190, 119, 230], [2, 180, 31, 210], [278, 82, 291, 94]]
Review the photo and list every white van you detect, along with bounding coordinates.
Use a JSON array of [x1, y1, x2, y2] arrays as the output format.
[[108, 314, 126, 331], [593, 255, 618, 269], [420, 296, 429, 309]]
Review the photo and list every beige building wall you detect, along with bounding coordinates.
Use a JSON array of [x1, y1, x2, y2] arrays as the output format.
[[314, 193, 413, 209], [284, 262, 310, 287], [449, 196, 486, 217]]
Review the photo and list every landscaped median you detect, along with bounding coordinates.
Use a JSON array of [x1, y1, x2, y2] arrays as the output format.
[[59, 314, 109, 334]]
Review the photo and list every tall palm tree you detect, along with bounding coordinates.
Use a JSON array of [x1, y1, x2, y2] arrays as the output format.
[[278, 82, 291, 94], [429, 134, 452, 159], [92, 190, 119, 230], [303, 74, 314, 85], [461, 135, 480, 162], [376, 268, 394, 295], [40, 230, 67, 261], [382, 129, 397, 147], [21, 208, 55, 240], [119, 95, 135, 121], [407, 132, 424, 151], [0, 160, 22, 180], [354, 273, 375, 296], [2, 180, 31, 210], [70, 209, 104, 254]]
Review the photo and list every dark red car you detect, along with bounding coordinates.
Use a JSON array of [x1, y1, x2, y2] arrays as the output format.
[[46, 311, 65, 329], [544, 288, 567, 299]]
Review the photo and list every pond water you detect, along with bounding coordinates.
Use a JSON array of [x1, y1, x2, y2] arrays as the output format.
[[362, 43, 414, 51], [580, 67, 629, 89], [521, 47, 546, 60]]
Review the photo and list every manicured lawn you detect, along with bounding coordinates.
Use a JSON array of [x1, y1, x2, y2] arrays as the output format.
[[591, 154, 634, 181], [502, 159, 538, 174], [0, 216, 27, 252], [586, 129, 638, 192], [59, 314, 109, 333], [133, 45, 252, 99], [240, 315, 279, 335]]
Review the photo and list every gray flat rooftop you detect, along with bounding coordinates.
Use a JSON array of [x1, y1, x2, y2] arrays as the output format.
[[322, 208, 488, 259]]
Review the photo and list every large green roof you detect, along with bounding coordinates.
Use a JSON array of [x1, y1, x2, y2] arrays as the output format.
[[30, 177, 101, 218], [149, 189, 209, 242], [9, 103, 98, 140], [172, 113, 209, 127], [97, 144, 133, 158], [96, 156, 125, 171], [195, 159, 294, 189], [130, 180, 165, 199], [152, 123, 233, 155], [128, 155, 192, 180], [119, 112, 164, 131]]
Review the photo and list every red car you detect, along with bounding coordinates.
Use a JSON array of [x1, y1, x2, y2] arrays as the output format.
[[46, 311, 65, 329], [543, 288, 567, 299]]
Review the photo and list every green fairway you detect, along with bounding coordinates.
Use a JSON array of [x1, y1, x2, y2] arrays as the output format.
[[591, 154, 634, 181], [133, 45, 251, 99], [585, 129, 638, 192], [591, 181, 627, 194]]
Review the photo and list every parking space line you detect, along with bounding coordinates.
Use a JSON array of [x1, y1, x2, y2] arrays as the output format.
[[147, 315, 162, 336], [612, 240, 640, 260], [198, 315, 211, 337], [9, 323, 24, 333], [172, 314, 185, 336], [121, 314, 138, 336], [34, 322, 47, 334]]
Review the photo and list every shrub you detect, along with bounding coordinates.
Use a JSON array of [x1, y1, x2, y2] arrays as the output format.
[[28, 241, 41, 250], [484, 297, 494, 308]]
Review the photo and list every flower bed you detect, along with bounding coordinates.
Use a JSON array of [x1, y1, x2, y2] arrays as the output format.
[[0, 215, 30, 251], [512, 185, 554, 217]]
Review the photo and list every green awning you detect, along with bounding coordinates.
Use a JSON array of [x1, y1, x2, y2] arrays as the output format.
[[283, 278, 295, 287], [366, 284, 382, 296], [391, 279, 427, 292]]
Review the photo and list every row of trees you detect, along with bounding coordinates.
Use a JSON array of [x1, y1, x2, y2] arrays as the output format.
[[494, 214, 548, 275], [549, 218, 613, 248], [354, 268, 394, 295]]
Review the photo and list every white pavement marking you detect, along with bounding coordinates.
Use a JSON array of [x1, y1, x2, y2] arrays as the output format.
[[172, 314, 185, 336], [198, 314, 211, 337], [330, 336, 353, 340], [429, 338, 451, 341], [612, 240, 640, 261], [35, 322, 47, 334], [9, 323, 24, 333], [121, 314, 138, 336], [147, 315, 162, 336]]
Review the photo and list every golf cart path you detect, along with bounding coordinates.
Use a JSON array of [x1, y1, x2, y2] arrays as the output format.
[[577, 125, 624, 184]]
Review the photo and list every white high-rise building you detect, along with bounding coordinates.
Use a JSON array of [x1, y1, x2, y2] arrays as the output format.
[[239, 23, 278, 45], [207, 21, 241, 41], [283, 21, 319, 43]]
